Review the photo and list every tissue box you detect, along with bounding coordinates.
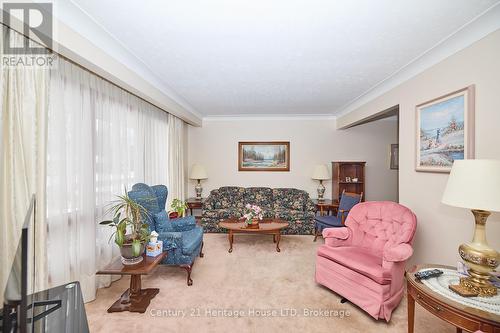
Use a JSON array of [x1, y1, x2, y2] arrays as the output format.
[[146, 240, 163, 257]]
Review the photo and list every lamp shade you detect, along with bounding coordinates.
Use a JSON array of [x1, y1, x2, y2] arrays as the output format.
[[189, 164, 208, 180], [442, 159, 500, 212], [312, 164, 330, 180]]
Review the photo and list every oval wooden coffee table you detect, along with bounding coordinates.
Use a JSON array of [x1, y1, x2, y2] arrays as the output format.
[[218, 218, 289, 253]]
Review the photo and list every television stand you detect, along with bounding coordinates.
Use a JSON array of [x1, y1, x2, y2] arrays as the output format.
[[1, 282, 89, 333]]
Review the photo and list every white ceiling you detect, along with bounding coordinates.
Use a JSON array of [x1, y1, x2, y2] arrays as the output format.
[[68, 0, 499, 117]]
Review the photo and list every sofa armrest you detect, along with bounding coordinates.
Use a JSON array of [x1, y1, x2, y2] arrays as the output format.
[[158, 231, 183, 251], [322, 227, 352, 247], [202, 191, 218, 210], [171, 216, 196, 232], [304, 198, 316, 213], [383, 243, 413, 262]]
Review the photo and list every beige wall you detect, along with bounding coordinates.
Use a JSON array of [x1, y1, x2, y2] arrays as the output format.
[[187, 117, 398, 202], [337, 29, 500, 265]]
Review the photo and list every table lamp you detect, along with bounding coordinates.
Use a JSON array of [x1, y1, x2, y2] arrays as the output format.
[[190, 164, 208, 200], [442, 159, 500, 297], [312, 165, 330, 201]]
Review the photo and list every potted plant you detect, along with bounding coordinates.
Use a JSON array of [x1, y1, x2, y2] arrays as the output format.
[[169, 199, 188, 219], [99, 189, 150, 265], [242, 204, 263, 229]]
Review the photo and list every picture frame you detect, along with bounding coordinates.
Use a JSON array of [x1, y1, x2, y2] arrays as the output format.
[[390, 144, 399, 170], [415, 86, 475, 173], [238, 141, 290, 172]]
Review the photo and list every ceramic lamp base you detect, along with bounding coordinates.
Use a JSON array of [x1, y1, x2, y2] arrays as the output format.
[[449, 277, 496, 297], [451, 209, 499, 298], [317, 181, 325, 200], [195, 180, 203, 199]]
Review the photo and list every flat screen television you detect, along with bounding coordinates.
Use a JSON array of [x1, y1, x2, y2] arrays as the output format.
[[2, 194, 36, 333], [1, 195, 64, 333]]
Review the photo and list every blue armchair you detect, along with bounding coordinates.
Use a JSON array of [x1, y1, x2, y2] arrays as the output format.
[[313, 190, 363, 241], [128, 183, 204, 286]]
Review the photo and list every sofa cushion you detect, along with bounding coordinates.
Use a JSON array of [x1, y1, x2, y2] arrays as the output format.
[[181, 226, 203, 255], [274, 209, 305, 221], [243, 187, 273, 209], [272, 188, 306, 211], [203, 208, 242, 220], [317, 245, 391, 285], [213, 187, 246, 209]]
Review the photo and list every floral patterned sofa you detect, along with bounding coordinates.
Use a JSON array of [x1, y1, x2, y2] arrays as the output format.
[[201, 186, 316, 235]]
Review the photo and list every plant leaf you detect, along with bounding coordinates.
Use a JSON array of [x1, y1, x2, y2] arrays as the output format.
[[131, 239, 141, 257], [115, 229, 124, 247]]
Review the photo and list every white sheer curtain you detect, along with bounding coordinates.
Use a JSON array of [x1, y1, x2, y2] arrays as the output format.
[[167, 114, 186, 207], [46, 57, 169, 302], [46, 59, 97, 299], [141, 104, 169, 186], [0, 27, 48, 304]]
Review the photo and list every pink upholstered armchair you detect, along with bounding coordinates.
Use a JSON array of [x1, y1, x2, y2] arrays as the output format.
[[315, 201, 417, 321]]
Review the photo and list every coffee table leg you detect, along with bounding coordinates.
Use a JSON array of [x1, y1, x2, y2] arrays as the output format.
[[228, 231, 233, 253], [276, 232, 281, 252]]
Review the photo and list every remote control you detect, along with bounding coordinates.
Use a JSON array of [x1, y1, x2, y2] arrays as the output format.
[[414, 269, 443, 280]]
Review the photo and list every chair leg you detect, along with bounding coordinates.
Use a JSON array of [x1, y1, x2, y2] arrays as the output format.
[[313, 227, 320, 242], [180, 264, 194, 286], [199, 241, 204, 258]]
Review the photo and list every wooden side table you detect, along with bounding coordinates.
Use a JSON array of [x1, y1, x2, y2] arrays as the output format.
[[311, 199, 339, 216], [186, 197, 204, 217], [406, 264, 500, 333], [97, 252, 167, 313]]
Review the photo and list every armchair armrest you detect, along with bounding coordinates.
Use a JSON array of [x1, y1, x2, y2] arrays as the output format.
[[171, 216, 196, 232], [383, 243, 413, 262], [338, 209, 350, 225], [322, 227, 352, 247], [158, 231, 183, 251]]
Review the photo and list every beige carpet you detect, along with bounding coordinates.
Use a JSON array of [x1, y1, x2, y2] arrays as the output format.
[[85, 234, 455, 333]]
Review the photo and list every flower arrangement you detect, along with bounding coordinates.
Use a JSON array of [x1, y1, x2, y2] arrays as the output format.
[[243, 204, 263, 225]]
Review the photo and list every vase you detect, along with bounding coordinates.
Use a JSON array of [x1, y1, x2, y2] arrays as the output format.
[[120, 242, 146, 265]]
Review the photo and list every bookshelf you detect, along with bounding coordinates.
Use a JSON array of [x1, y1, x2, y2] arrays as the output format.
[[332, 161, 366, 201]]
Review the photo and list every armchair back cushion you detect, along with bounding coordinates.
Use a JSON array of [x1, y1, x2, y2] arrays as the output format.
[[346, 201, 416, 255], [130, 183, 160, 212], [337, 192, 362, 218]]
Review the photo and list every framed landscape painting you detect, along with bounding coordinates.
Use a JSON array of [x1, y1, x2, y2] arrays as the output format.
[[416, 86, 475, 173], [238, 141, 290, 171]]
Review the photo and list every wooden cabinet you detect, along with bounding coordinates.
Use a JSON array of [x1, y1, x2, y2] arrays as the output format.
[[331, 161, 365, 201]]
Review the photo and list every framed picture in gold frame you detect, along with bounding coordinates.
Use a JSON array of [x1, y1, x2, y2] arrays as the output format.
[[415, 86, 475, 173], [238, 141, 290, 172]]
